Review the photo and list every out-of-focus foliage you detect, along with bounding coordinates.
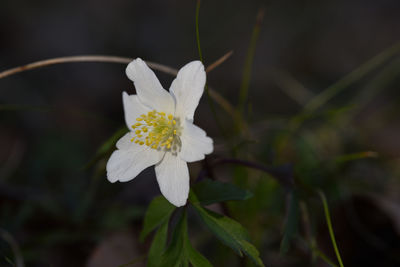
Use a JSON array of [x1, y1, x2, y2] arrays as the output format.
[[1, 0, 400, 266]]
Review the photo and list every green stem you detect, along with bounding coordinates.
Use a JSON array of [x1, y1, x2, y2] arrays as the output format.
[[195, 0, 228, 140], [318, 190, 344, 267], [195, 0, 203, 63]]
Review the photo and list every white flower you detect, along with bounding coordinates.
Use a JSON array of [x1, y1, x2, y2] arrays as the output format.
[[106, 58, 213, 207]]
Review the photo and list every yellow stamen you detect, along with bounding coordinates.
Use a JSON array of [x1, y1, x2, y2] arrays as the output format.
[[131, 110, 181, 152]]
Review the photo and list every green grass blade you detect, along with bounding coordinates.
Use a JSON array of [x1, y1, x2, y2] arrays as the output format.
[[238, 9, 264, 113], [318, 190, 344, 267], [195, 0, 228, 141], [291, 42, 400, 129], [195, 0, 203, 63], [305, 42, 400, 113]]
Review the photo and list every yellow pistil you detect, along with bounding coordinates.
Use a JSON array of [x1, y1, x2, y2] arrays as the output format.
[[130, 110, 182, 153]]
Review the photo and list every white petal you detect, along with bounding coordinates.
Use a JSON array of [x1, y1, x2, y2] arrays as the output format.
[[107, 132, 164, 183], [155, 153, 189, 207], [169, 61, 206, 121], [179, 120, 213, 163], [126, 58, 174, 114], [122, 92, 151, 128]]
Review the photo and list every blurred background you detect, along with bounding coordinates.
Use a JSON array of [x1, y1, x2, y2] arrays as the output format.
[[1, 0, 400, 266]]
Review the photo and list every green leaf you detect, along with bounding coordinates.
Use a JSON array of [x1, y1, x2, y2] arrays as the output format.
[[186, 241, 213, 267], [280, 190, 299, 254], [193, 179, 253, 205], [147, 220, 169, 267], [140, 195, 176, 242], [159, 211, 188, 267], [190, 193, 264, 266], [159, 210, 213, 267], [238, 240, 264, 267]]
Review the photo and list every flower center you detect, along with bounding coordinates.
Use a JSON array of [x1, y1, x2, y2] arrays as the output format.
[[130, 110, 182, 154]]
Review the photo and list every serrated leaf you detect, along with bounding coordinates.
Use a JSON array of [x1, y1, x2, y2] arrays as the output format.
[[190, 192, 264, 266], [193, 179, 253, 205], [140, 195, 176, 241], [280, 190, 299, 254], [147, 220, 169, 267]]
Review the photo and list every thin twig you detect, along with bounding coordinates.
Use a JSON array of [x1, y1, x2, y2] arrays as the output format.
[[197, 157, 294, 190], [206, 50, 234, 73], [0, 53, 238, 126], [268, 68, 314, 106], [0, 55, 180, 79], [0, 50, 235, 80]]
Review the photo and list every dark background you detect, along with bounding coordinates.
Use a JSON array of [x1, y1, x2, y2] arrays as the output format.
[[1, 0, 400, 266]]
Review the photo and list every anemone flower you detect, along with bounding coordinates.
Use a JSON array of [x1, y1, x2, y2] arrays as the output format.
[[106, 58, 213, 207]]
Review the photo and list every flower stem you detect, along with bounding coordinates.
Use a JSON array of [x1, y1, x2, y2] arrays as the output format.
[[318, 190, 344, 267]]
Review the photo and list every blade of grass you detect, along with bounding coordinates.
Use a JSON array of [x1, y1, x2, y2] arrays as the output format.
[[195, 0, 228, 140], [300, 202, 340, 267], [291, 42, 400, 129], [315, 249, 339, 267], [339, 57, 400, 126], [317, 190, 344, 267], [195, 0, 204, 63], [305, 42, 400, 113], [269, 68, 314, 106], [238, 8, 264, 113], [335, 151, 378, 164]]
